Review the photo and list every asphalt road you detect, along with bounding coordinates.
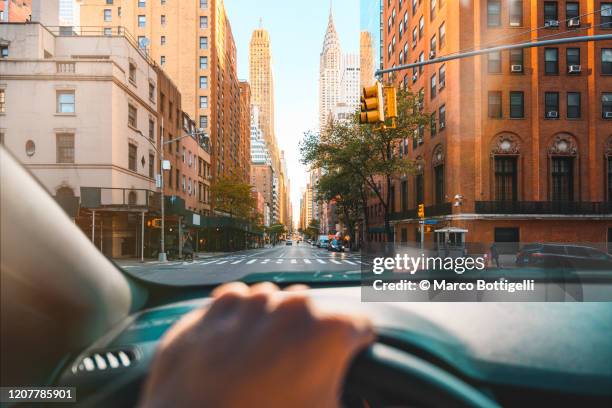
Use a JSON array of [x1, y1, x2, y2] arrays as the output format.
[[119, 243, 364, 285]]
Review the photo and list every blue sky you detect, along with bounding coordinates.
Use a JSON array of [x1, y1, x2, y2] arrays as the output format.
[[225, 0, 359, 225]]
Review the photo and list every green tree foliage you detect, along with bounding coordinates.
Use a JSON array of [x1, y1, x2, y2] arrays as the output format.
[[211, 176, 257, 220]]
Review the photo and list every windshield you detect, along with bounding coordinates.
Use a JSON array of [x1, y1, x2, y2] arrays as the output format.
[[1, 0, 611, 290]]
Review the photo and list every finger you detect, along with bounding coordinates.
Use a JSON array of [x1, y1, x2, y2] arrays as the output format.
[[249, 282, 280, 295], [320, 313, 376, 351], [211, 281, 250, 298], [284, 284, 309, 292]]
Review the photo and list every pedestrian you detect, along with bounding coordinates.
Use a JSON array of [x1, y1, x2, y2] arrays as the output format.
[[490, 243, 501, 269], [183, 233, 194, 262]]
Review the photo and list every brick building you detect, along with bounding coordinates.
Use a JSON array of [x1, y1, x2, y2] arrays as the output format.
[[0, 0, 32, 22], [377, 0, 612, 248]]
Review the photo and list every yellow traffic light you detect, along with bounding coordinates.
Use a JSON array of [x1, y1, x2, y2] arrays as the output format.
[[418, 204, 425, 219], [148, 218, 162, 228], [360, 82, 385, 124], [383, 86, 398, 119]]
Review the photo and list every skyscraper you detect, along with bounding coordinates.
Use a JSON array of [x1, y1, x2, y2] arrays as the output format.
[[360, 31, 375, 88], [319, 8, 342, 131]]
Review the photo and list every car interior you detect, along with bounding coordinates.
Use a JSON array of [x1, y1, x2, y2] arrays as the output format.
[[2, 146, 612, 407]]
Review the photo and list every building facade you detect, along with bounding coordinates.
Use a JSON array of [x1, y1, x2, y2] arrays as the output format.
[[1, 0, 32, 22], [379, 0, 612, 247], [360, 30, 375, 87]]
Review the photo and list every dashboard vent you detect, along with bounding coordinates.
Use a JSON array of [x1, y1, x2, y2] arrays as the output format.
[[74, 349, 137, 373]]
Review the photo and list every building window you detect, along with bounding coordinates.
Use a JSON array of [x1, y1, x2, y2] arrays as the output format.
[[434, 164, 444, 204], [544, 48, 559, 74], [495, 157, 517, 201], [138, 15, 146, 27], [106, 0, 113, 4], [128, 104, 137, 127], [439, 22, 446, 48], [439, 104, 446, 129], [430, 0, 437, 20], [544, 2, 558, 24], [602, 3, 612, 29], [509, 0, 523, 26], [200, 16, 208, 28], [412, 27, 417, 48], [199, 115, 208, 128], [57, 90, 75, 113], [510, 48, 523, 72], [138, 0, 145, 7], [104, 9, 112, 21], [603, 93, 612, 119], [182, 175, 186, 192], [567, 92, 581, 119], [419, 52, 425, 73], [419, 16, 424, 39], [487, 0, 501, 26], [149, 153, 155, 178], [104, 27, 112, 36], [566, 48, 580, 72], [1, 45, 8, 58], [199, 76, 208, 89], [200, 36, 208, 49], [148, 83, 155, 101], [566, 2, 579, 26], [544, 92, 560, 118], [200, 0, 208, 9], [488, 51, 501, 73], [161, 15, 166, 26], [439, 64, 446, 88], [510, 91, 524, 118], [601, 48, 612, 74], [160, 56, 166, 66], [200, 96, 208, 109], [551, 157, 574, 201], [430, 35, 437, 54], [129, 62, 136, 82], [128, 144, 137, 171], [56, 134, 75, 164], [149, 118, 155, 139], [200, 56, 208, 69], [488, 91, 502, 118], [430, 113, 437, 136], [430, 74, 437, 99], [0, 89, 5, 113], [161, 35, 166, 45], [415, 173, 424, 205]]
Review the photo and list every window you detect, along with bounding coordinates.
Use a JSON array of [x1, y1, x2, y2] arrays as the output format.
[[106, 0, 113, 3], [495, 157, 517, 201], [129, 62, 137, 82], [510, 49, 523, 72], [544, 2, 558, 24], [439, 104, 446, 129], [128, 144, 137, 171], [160, 56, 166, 66], [434, 165, 444, 204], [419, 16, 424, 38], [104, 27, 112, 36], [200, 0, 208, 8], [104, 9, 111, 21], [149, 118, 155, 139], [603, 49, 612, 74], [430, 35, 437, 54], [200, 56, 208, 69], [0, 89, 5, 113], [566, 48, 580, 71], [57, 90, 75, 113], [161, 15, 166, 26], [182, 175, 186, 192], [200, 16, 208, 28], [412, 0, 417, 14], [545, 92, 559, 118], [487, 0, 501, 26], [488, 91, 502, 118], [200, 36, 208, 49], [419, 51, 425, 73], [56, 134, 75, 164], [551, 157, 574, 201], [509, 0, 523, 26], [439, 22, 446, 48], [415, 173, 424, 205], [430, 74, 437, 99], [430, 112, 437, 136], [138, 15, 146, 27], [544, 48, 559, 74], [603, 93, 612, 119], [412, 27, 418, 47], [602, 3, 612, 29], [138, 0, 145, 7], [199, 76, 208, 89], [128, 104, 137, 127], [430, 0, 437, 20], [149, 153, 155, 178], [200, 115, 208, 128], [567, 92, 581, 119], [1, 46, 8, 58], [439, 64, 446, 88], [488, 51, 501, 73], [138, 36, 148, 49], [510, 91, 524, 118], [566, 2, 579, 25], [200, 96, 208, 109], [148, 83, 155, 101]]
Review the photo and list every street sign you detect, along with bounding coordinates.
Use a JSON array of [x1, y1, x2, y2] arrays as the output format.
[[424, 219, 438, 225]]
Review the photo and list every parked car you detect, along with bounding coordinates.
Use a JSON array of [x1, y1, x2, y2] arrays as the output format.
[[286, 240, 293, 246], [328, 239, 343, 252], [317, 236, 329, 248], [516, 243, 612, 270]]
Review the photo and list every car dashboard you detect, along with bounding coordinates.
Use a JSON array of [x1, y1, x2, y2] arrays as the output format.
[[54, 287, 612, 407]]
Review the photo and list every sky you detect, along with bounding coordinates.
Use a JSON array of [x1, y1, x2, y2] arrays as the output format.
[[224, 0, 360, 226]]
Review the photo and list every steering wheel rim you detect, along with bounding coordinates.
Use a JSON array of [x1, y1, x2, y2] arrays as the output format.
[[345, 341, 501, 408]]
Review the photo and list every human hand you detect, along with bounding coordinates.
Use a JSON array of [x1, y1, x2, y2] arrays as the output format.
[[139, 282, 374, 408]]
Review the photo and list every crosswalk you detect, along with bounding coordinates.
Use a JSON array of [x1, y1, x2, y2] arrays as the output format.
[[134, 257, 369, 267]]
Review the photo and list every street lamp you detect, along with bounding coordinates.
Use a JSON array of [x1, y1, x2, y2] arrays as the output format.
[[136, 119, 208, 262]]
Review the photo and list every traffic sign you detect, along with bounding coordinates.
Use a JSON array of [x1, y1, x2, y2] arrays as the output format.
[[424, 219, 438, 225]]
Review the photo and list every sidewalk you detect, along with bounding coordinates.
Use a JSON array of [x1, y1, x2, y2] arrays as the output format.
[[114, 251, 229, 266]]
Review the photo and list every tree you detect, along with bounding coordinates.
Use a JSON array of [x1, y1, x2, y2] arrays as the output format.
[[211, 176, 257, 220], [304, 219, 320, 240], [267, 223, 287, 245], [301, 88, 428, 242]]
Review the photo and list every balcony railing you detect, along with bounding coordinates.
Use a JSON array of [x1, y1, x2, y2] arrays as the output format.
[[475, 201, 612, 215], [80, 187, 161, 212]]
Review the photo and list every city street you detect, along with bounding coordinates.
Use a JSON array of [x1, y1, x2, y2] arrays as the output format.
[[118, 243, 364, 285]]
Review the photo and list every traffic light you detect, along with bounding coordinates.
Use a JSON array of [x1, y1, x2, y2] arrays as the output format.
[[383, 86, 398, 120], [418, 204, 425, 219], [147, 218, 162, 228], [360, 82, 385, 124]]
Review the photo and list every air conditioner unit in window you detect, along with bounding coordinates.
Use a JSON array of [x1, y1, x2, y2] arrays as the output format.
[[412, 73, 418, 82], [568, 18, 580, 27], [511, 64, 523, 72], [605, 111, 612, 119], [545, 20, 560, 27], [547, 111, 559, 118], [568, 65, 581, 73], [429, 50, 436, 59]]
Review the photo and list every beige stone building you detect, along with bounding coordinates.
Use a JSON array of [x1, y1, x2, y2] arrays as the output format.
[[0, 22, 161, 257]]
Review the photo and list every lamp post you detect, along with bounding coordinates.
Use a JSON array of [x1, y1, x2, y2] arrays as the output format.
[[136, 121, 207, 262]]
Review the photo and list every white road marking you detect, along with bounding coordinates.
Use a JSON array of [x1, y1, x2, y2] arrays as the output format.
[[246, 259, 257, 264], [200, 259, 220, 265], [330, 259, 342, 264], [261, 259, 270, 264], [304, 259, 312, 264], [216, 260, 228, 265], [343, 260, 357, 265], [230, 260, 243, 264], [291, 259, 297, 264], [317, 259, 326, 264], [276, 259, 283, 264]]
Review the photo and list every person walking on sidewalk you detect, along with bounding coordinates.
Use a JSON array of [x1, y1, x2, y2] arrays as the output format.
[[490, 243, 501, 269], [183, 233, 194, 262]]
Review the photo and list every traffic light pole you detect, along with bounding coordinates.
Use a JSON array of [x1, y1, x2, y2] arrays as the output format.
[[376, 34, 612, 78], [159, 117, 166, 262]]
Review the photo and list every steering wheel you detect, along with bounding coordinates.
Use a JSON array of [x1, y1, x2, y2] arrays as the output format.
[[344, 339, 500, 408]]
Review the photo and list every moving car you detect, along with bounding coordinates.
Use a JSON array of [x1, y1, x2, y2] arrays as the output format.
[[317, 236, 330, 248], [2, 149, 612, 407], [328, 239, 344, 252], [286, 240, 293, 246], [516, 243, 612, 270]]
